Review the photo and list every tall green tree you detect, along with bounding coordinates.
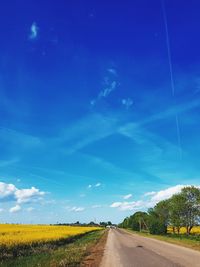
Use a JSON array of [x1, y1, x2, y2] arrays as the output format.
[[148, 200, 170, 235], [169, 193, 185, 234], [131, 211, 149, 231], [180, 186, 200, 234]]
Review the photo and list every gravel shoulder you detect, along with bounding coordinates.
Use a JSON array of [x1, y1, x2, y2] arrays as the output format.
[[81, 230, 108, 267]]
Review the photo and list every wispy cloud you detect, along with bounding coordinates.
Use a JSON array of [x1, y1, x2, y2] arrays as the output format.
[[63, 98, 200, 156], [110, 200, 143, 211], [70, 206, 85, 212], [90, 68, 118, 106], [9, 204, 21, 213], [123, 194, 132, 200], [118, 122, 179, 165], [122, 98, 133, 109], [83, 153, 135, 178], [87, 182, 102, 189], [107, 68, 117, 76], [0, 158, 19, 167], [29, 22, 39, 40], [141, 98, 200, 126], [59, 113, 120, 154], [144, 191, 156, 197], [92, 204, 102, 208], [0, 127, 41, 150]]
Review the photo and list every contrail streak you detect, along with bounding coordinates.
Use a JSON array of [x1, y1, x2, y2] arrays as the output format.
[[175, 114, 182, 159], [161, 0, 182, 159]]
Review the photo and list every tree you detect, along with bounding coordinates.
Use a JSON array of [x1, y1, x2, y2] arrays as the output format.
[[180, 186, 200, 234], [120, 217, 130, 228], [169, 193, 185, 234], [119, 186, 200, 236], [100, 222, 107, 227], [148, 200, 170, 235], [130, 212, 149, 231]]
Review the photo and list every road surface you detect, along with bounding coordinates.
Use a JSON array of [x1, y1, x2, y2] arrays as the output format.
[[100, 228, 200, 267]]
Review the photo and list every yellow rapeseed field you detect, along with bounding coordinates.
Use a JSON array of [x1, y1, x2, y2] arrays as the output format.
[[168, 226, 200, 234], [0, 224, 100, 248]]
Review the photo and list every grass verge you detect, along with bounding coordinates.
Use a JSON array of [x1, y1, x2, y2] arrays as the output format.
[[0, 230, 105, 267], [124, 229, 200, 251]]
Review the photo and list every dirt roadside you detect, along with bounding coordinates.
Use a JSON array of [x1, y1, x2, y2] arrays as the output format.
[[81, 230, 108, 267]]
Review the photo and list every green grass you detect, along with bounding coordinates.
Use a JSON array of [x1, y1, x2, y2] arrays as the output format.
[[124, 229, 200, 251], [0, 230, 104, 267]]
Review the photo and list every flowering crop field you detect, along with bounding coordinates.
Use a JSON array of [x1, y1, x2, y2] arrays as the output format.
[[0, 224, 100, 248], [168, 226, 200, 234]]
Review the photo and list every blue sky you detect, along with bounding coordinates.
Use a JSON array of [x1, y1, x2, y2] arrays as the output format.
[[0, 0, 200, 224]]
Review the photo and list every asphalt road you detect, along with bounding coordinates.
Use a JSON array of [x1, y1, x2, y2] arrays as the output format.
[[100, 228, 200, 267]]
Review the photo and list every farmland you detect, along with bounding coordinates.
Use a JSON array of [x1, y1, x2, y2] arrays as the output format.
[[0, 224, 103, 265], [168, 226, 200, 234], [0, 224, 100, 247]]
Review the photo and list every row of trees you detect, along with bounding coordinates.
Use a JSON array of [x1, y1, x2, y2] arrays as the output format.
[[119, 186, 200, 235]]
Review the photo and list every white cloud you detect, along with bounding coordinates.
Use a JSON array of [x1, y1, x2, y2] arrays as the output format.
[[150, 185, 188, 203], [15, 187, 45, 204], [110, 185, 200, 211], [123, 194, 132, 200], [110, 202, 122, 208], [70, 206, 85, 212], [29, 22, 39, 40], [0, 182, 45, 204], [95, 182, 101, 187], [0, 182, 16, 199], [9, 205, 21, 213], [0, 208, 4, 213], [87, 182, 101, 189], [110, 201, 143, 211]]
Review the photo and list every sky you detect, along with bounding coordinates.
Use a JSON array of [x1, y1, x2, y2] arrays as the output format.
[[0, 0, 200, 224]]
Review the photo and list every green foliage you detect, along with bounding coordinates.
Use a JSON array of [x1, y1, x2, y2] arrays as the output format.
[[169, 193, 185, 233], [119, 212, 148, 231], [99, 221, 113, 227], [147, 199, 170, 235], [119, 186, 200, 236], [180, 186, 200, 234]]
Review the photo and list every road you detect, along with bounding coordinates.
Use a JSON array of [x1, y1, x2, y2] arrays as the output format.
[[100, 228, 200, 267]]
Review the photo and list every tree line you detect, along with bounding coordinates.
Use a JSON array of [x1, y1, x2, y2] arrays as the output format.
[[119, 186, 200, 235]]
